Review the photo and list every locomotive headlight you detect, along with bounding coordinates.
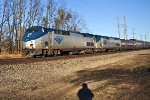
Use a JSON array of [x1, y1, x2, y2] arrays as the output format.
[[30, 40, 35, 48], [30, 44, 33, 48]]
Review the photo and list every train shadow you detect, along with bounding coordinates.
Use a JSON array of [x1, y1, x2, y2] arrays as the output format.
[[72, 66, 150, 99], [72, 66, 150, 83]]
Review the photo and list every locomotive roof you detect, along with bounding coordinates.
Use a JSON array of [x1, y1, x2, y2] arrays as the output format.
[[109, 37, 120, 40], [79, 33, 95, 37]]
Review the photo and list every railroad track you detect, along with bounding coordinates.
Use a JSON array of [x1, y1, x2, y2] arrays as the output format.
[[0, 49, 144, 66]]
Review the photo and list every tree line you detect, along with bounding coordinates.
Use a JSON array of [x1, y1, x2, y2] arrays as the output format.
[[0, 0, 86, 54]]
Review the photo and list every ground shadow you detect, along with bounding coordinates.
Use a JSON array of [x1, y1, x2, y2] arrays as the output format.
[[77, 83, 94, 100], [72, 66, 150, 99]]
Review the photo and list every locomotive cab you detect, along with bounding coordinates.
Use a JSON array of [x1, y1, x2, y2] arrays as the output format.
[[22, 26, 49, 56]]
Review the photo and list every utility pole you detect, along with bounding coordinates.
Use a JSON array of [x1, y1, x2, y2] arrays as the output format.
[[132, 29, 136, 48], [132, 29, 135, 39], [144, 34, 146, 48], [124, 16, 127, 40], [140, 33, 142, 41], [124, 16, 127, 49], [118, 17, 120, 38], [140, 33, 142, 48]]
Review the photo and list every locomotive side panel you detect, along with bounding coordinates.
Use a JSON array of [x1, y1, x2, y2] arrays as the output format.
[[51, 32, 86, 51]]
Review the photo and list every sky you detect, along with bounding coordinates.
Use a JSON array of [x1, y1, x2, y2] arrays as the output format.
[[65, 0, 150, 41]]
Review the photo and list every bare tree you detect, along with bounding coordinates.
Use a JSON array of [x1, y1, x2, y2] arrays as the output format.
[[0, 0, 5, 53], [6, 0, 14, 53], [54, 8, 72, 30], [0, 0, 12, 52], [69, 12, 83, 32], [2, 0, 19, 53], [16, 0, 22, 53], [43, 0, 57, 28], [11, 0, 18, 53], [54, 8, 86, 32], [54, 8, 65, 29], [27, 0, 43, 27], [64, 10, 72, 30], [22, 0, 28, 33]]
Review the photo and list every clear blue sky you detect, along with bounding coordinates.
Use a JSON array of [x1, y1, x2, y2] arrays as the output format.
[[65, 0, 150, 41]]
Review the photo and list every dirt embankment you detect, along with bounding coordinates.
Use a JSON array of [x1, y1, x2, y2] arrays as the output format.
[[0, 50, 150, 100]]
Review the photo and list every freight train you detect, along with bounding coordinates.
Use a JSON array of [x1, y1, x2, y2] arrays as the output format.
[[22, 26, 150, 57]]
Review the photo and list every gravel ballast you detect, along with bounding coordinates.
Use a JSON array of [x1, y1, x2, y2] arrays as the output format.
[[0, 50, 150, 100]]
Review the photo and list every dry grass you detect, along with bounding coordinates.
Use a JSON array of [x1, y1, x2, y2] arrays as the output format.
[[0, 53, 23, 59]]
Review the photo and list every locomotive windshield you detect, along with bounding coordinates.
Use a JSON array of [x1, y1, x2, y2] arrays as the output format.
[[25, 27, 39, 33], [22, 26, 47, 42]]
